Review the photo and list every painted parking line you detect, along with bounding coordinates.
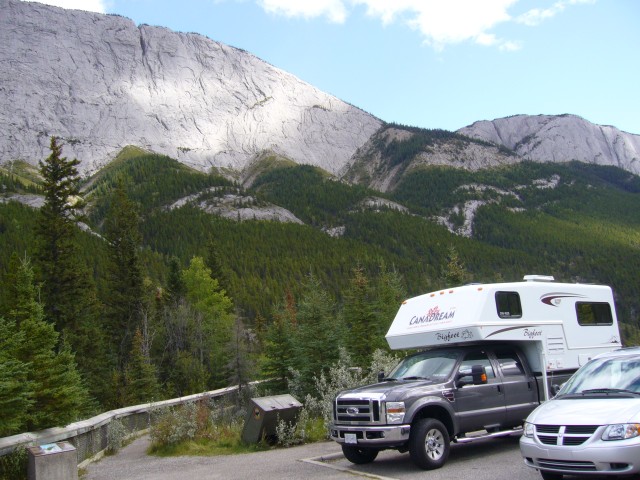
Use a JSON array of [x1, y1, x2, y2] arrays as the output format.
[[299, 453, 399, 480]]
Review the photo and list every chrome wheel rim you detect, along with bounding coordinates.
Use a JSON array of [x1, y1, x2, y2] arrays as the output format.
[[424, 428, 445, 460]]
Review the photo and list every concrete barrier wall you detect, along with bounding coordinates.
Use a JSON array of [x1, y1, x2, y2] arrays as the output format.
[[0, 383, 253, 465]]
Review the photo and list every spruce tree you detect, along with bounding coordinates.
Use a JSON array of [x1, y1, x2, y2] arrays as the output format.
[[343, 266, 377, 369], [104, 183, 144, 365], [441, 245, 469, 287], [35, 137, 106, 403], [124, 329, 159, 405], [0, 316, 32, 436], [261, 292, 297, 392], [293, 274, 342, 397], [12, 257, 91, 430]]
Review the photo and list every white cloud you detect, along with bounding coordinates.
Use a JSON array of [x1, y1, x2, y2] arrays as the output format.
[[258, 0, 348, 23], [18, 0, 107, 13], [255, 0, 590, 51], [517, 0, 594, 27]]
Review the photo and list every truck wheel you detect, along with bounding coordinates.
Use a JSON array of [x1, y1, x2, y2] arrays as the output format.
[[409, 418, 450, 470], [540, 471, 563, 480], [341, 445, 379, 464]]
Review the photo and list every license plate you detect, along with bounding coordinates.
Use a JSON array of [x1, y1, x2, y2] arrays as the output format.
[[345, 433, 357, 444]]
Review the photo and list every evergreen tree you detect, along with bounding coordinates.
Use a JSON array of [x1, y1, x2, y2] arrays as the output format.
[[11, 257, 91, 430], [36, 136, 92, 332], [124, 329, 159, 405], [441, 245, 469, 287], [226, 316, 256, 391], [371, 262, 406, 347], [0, 316, 32, 436], [205, 235, 231, 294], [166, 256, 186, 305], [35, 137, 105, 398], [104, 183, 144, 364], [293, 274, 343, 397], [261, 291, 297, 392], [343, 266, 378, 369]]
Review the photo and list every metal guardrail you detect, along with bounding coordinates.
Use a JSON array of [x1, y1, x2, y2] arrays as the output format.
[[0, 383, 251, 466]]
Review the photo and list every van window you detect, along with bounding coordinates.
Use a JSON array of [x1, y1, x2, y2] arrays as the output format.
[[495, 291, 522, 319], [576, 302, 613, 326]]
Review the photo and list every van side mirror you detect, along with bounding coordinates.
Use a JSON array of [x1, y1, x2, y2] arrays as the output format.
[[377, 371, 385, 382], [456, 365, 488, 387]]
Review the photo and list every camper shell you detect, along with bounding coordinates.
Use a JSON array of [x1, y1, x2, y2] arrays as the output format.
[[385, 275, 622, 396], [330, 275, 624, 471]]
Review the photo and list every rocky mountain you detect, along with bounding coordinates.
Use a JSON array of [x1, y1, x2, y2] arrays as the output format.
[[2, 0, 639, 183], [0, 0, 381, 176], [458, 114, 640, 176]]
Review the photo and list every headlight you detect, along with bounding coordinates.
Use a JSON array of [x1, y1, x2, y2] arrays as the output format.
[[523, 421, 535, 438], [385, 401, 406, 424], [602, 424, 640, 441]]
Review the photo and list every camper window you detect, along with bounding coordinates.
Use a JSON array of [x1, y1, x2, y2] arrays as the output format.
[[576, 302, 613, 326], [495, 291, 522, 319]]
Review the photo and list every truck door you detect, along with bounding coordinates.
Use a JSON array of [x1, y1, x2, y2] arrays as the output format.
[[493, 346, 539, 427], [454, 349, 507, 433]]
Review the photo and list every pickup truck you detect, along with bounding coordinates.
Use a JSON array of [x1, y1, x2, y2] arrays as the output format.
[[330, 342, 572, 469], [329, 276, 623, 470]]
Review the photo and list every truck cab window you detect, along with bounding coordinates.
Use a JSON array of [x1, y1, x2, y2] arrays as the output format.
[[494, 348, 526, 376], [458, 351, 495, 379], [495, 291, 522, 319]]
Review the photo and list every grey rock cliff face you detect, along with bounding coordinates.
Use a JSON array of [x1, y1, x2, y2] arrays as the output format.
[[0, 0, 382, 175], [458, 114, 640, 175]]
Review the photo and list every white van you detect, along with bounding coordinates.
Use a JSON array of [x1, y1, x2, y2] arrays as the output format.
[[520, 347, 640, 479]]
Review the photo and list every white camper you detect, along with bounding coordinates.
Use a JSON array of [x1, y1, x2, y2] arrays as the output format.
[[385, 275, 622, 399]]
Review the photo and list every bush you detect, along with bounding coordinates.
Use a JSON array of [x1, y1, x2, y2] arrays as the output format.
[[150, 402, 198, 447], [106, 418, 129, 454], [302, 348, 400, 429], [0, 446, 28, 480]]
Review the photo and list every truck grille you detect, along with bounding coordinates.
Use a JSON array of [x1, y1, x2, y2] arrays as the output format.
[[335, 399, 381, 424], [535, 425, 599, 446]]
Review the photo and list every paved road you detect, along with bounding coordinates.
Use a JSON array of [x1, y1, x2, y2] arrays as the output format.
[[81, 434, 616, 480]]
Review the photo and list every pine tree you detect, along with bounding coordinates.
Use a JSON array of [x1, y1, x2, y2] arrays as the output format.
[[441, 245, 469, 287], [261, 292, 297, 392], [104, 183, 144, 364], [0, 316, 33, 436], [226, 316, 256, 391], [124, 329, 159, 406], [36, 136, 91, 333], [11, 257, 91, 430], [293, 274, 343, 397], [343, 266, 378, 369]]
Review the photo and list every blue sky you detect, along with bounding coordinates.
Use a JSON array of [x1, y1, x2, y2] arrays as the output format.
[[22, 0, 640, 135]]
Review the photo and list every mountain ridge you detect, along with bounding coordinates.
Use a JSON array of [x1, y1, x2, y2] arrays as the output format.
[[1, 0, 639, 181], [0, 0, 381, 175]]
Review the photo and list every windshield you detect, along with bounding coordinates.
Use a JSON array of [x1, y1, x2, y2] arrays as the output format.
[[387, 350, 459, 381], [559, 355, 640, 395]]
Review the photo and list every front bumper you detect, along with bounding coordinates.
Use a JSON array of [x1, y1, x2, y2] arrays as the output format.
[[329, 423, 411, 447], [520, 434, 640, 476]]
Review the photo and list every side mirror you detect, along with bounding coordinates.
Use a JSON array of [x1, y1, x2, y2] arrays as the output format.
[[471, 364, 488, 385], [457, 365, 488, 387], [377, 371, 385, 382]]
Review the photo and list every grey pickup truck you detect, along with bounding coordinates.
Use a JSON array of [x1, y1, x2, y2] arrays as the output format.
[[330, 343, 572, 470]]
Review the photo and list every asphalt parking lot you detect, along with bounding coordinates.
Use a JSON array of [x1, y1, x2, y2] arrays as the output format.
[[82, 433, 619, 480]]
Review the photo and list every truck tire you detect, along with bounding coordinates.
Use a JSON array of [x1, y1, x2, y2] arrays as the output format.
[[409, 418, 450, 470], [341, 445, 379, 464]]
